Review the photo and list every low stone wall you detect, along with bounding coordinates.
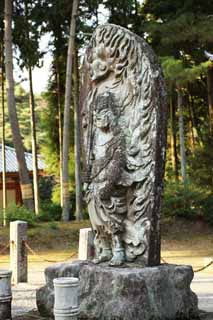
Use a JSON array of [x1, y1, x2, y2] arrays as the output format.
[[36, 261, 199, 320]]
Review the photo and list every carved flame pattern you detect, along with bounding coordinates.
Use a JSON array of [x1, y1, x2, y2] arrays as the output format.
[[81, 24, 167, 264]]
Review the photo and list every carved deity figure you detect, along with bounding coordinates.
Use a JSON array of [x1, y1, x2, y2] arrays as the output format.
[[81, 24, 167, 266], [84, 92, 127, 266]]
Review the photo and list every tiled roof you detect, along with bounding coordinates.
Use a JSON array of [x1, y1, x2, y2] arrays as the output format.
[[0, 145, 45, 173]]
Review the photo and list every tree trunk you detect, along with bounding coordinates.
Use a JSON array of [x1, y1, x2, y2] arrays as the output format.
[[4, 0, 34, 210], [177, 90, 187, 185], [169, 92, 178, 181], [56, 59, 63, 208], [29, 66, 39, 214], [189, 90, 203, 146], [188, 100, 195, 154], [1, 44, 7, 226], [207, 64, 213, 135], [73, 45, 83, 221], [24, 0, 39, 214], [62, 0, 79, 221]]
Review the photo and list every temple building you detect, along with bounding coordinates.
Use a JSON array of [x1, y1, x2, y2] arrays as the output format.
[[0, 145, 45, 208]]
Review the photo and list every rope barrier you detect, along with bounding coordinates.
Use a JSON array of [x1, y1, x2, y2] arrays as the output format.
[[161, 257, 213, 273], [194, 260, 213, 273], [1, 240, 212, 272], [23, 241, 77, 263], [0, 242, 10, 255]]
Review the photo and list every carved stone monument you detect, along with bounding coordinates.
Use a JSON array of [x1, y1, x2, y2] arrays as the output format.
[[36, 24, 199, 320], [81, 23, 167, 266]]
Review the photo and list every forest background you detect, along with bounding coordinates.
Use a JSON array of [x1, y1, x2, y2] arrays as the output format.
[[0, 0, 213, 225]]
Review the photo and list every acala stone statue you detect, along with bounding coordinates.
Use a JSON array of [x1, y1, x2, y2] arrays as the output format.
[[81, 23, 167, 267], [37, 24, 199, 320]]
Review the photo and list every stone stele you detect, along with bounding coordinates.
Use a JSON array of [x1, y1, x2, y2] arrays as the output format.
[[80, 23, 167, 267], [36, 24, 199, 320], [36, 261, 199, 320]]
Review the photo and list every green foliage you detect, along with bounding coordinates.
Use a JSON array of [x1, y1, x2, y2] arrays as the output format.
[[189, 138, 213, 191], [143, 1, 213, 60], [0, 202, 63, 226], [161, 56, 209, 86], [13, 0, 43, 69], [38, 201, 62, 222], [163, 181, 213, 224], [0, 84, 45, 151], [51, 185, 75, 219], [200, 195, 213, 225], [104, 0, 144, 34], [39, 176, 54, 202], [2, 205, 36, 227], [47, 221, 59, 230]]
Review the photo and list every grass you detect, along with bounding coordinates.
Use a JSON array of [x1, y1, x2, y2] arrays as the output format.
[[0, 220, 91, 256]]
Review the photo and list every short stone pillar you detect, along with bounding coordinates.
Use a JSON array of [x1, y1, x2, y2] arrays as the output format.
[[54, 277, 79, 320], [78, 228, 94, 260], [10, 220, 28, 284], [0, 270, 12, 320]]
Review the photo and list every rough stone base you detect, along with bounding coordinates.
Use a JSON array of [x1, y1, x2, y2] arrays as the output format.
[[0, 301, 12, 320], [36, 261, 199, 320]]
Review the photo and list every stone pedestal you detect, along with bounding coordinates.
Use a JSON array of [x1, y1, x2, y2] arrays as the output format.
[[37, 261, 199, 320], [78, 228, 94, 260]]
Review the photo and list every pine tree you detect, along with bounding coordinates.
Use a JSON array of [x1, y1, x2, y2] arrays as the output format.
[[4, 0, 34, 211]]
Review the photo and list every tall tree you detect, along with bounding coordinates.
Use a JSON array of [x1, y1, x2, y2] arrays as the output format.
[[35, 0, 73, 207], [0, 2, 7, 224], [4, 0, 34, 210], [73, 44, 83, 220], [169, 89, 178, 180], [0, 43, 7, 225], [207, 63, 213, 135], [62, 0, 79, 221], [14, 0, 43, 214], [177, 89, 187, 185]]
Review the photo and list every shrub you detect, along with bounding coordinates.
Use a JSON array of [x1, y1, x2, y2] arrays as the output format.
[[2, 204, 36, 227], [163, 182, 206, 219], [201, 194, 213, 225], [37, 201, 62, 222], [48, 221, 59, 230]]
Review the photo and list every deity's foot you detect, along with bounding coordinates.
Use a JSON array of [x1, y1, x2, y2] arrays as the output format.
[[93, 249, 112, 264], [109, 250, 125, 266]]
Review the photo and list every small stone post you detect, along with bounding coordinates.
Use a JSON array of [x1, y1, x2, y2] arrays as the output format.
[[54, 277, 79, 320], [0, 270, 12, 320], [10, 221, 28, 284], [78, 228, 94, 260]]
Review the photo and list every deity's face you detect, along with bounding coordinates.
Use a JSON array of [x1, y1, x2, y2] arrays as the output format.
[[89, 45, 112, 81], [91, 58, 109, 81], [95, 109, 112, 129]]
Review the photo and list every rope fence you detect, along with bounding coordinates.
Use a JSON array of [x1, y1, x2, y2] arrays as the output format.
[[24, 241, 77, 263], [161, 257, 213, 273], [0, 240, 77, 264], [0, 242, 10, 255], [1, 237, 213, 273]]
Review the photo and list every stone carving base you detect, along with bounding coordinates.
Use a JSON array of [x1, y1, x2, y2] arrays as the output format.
[[36, 261, 199, 320], [0, 301, 11, 320]]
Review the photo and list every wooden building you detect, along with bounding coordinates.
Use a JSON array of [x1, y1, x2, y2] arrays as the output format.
[[0, 145, 45, 208]]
